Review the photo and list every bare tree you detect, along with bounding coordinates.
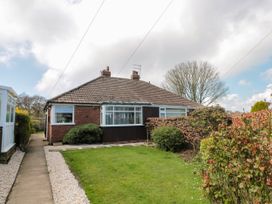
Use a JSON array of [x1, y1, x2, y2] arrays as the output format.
[[163, 61, 228, 105]]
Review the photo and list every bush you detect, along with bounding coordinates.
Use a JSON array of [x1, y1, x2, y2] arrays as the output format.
[[189, 106, 231, 135], [251, 101, 270, 112], [15, 112, 31, 151], [147, 106, 231, 151], [31, 118, 45, 133], [151, 126, 185, 152], [199, 136, 214, 162], [63, 124, 102, 144], [202, 120, 272, 203]]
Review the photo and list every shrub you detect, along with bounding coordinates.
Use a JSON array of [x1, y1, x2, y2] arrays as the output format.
[[63, 124, 102, 144], [251, 101, 270, 112], [31, 118, 45, 133], [151, 126, 185, 152], [202, 121, 272, 203], [15, 112, 31, 151], [147, 106, 231, 150], [199, 136, 214, 162], [189, 106, 231, 135]]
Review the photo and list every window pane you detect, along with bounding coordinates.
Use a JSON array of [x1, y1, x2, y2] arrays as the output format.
[[106, 106, 113, 111], [114, 106, 134, 111], [55, 105, 73, 113], [165, 112, 184, 118], [114, 112, 134, 124], [166, 108, 186, 113], [6, 104, 11, 122], [10, 106, 14, 122], [136, 112, 142, 124], [105, 112, 113, 125], [56, 113, 73, 123], [160, 113, 166, 118], [135, 107, 141, 111]]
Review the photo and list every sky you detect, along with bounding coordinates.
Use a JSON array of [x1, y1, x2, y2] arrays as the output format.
[[1, 0, 272, 112]]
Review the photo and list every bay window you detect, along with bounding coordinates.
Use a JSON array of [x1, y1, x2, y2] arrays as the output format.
[[160, 107, 187, 118], [52, 105, 74, 124], [101, 105, 142, 126]]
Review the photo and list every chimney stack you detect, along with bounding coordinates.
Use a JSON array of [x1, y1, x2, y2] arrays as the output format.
[[131, 70, 140, 80], [101, 66, 111, 77]]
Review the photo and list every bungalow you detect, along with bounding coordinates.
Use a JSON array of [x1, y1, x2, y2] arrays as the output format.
[[0, 85, 17, 163], [45, 67, 201, 144]]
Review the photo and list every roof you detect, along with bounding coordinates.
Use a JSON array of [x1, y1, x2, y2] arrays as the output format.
[[47, 76, 201, 109]]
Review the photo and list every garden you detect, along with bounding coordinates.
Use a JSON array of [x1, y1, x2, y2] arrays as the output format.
[[61, 106, 272, 204], [62, 146, 208, 204]]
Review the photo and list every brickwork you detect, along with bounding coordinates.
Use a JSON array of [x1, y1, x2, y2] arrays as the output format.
[[49, 105, 100, 143]]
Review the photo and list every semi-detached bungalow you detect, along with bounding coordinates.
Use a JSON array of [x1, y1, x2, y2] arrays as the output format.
[[45, 67, 201, 144]]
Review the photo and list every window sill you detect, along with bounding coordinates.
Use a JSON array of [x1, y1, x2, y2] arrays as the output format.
[[51, 123, 75, 126]]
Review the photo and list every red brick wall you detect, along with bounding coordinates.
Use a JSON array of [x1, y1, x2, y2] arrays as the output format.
[[48, 105, 100, 143]]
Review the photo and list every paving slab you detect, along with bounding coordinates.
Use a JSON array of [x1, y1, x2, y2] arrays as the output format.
[[6, 134, 53, 204]]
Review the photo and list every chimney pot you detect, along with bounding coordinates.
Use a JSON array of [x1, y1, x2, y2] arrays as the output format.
[[101, 66, 111, 77], [131, 70, 140, 80]]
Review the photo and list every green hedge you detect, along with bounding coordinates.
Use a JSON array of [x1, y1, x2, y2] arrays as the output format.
[[151, 126, 185, 152], [15, 112, 31, 151], [63, 123, 102, 144]]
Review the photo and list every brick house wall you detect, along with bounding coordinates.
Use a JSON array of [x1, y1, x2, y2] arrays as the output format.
[[47, 105, 159, 144], [48, 105, 100, 144]]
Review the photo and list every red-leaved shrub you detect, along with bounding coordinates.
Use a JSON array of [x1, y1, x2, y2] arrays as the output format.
[[202, 113, 272, 203]]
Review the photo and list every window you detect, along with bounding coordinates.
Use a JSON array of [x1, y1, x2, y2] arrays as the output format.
[[6, 95, 15, 123], [52, 105, 74, 124], [160, 107, 187, 118], [101, 105, 142, 126]]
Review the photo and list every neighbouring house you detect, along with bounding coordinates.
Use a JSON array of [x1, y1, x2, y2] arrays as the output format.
[[45, 67, 201, 144], [0, 85, 17, 163]]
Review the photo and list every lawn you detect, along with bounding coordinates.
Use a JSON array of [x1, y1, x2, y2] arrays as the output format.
[[62, 146, 208, 204]]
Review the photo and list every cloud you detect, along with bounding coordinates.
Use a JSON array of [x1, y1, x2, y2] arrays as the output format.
[[260, 68, 272, 81], [238, 79, 251, 86], [1, 0, 272, 97], [247, 83, 272, 104], [216, 94, 246, 112], [218, 84, 272, 112]]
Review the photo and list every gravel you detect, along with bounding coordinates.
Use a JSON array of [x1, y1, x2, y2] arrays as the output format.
[[0, 150, 24, 204], [44, 146, 90, 204]]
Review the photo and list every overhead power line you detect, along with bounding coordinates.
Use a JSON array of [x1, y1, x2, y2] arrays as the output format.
[[117, 0, 174, 74], [224, 29, 272, 76], [50, 0, 106, 94]]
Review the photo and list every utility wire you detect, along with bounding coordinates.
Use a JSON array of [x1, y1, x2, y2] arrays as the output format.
[[117, 0, 174, 74], [50, 0, 106, 94], [224, 29, 272, 76]]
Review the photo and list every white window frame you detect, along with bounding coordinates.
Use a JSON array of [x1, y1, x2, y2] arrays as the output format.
[[101, 105, 143, 127], [51, 104, 75, 125], [159, 106, 187, 118], [6, 94, 16, 123]]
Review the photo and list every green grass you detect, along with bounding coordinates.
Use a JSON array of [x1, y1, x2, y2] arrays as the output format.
[[62, 146, 208, 204]]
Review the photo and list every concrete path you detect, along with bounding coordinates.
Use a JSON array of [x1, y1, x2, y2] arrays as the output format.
[[7, 134, 53, 204]]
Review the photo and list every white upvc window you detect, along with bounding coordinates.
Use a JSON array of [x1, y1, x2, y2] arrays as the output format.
[[6, 95, 15, 123], [101, 105, 143, 126], [160, 106, 187, 118], [51, 105, 74, 125]]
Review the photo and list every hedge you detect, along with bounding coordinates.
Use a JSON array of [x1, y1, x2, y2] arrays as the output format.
[[202, 115, 272, 203], [147, 106, 231, 150], [15, 112, 31, 151]]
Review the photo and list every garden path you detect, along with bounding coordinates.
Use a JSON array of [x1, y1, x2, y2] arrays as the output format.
[[6, 134, 53, 204]]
